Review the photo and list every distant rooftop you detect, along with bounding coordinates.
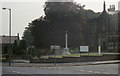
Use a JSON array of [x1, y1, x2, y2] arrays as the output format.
[[0, 35, 19, 44]]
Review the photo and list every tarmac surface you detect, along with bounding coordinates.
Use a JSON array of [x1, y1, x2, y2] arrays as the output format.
[[2, 60, 120, 76], [2, 63, 119, 74]]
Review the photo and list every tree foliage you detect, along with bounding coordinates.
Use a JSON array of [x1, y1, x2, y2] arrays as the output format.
[[22, 23, 34, 46], [13, 40, 27, 55], [30, 2, 89, 49], [22, 2, 101, 50]]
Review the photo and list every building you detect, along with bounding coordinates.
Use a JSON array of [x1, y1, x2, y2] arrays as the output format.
[[107, 34, 120, 52], [0, 33, 20, 54], [89, 1, 119, 52], [108, 5, 115, 15]]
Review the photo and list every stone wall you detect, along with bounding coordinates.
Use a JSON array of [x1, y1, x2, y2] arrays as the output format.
[[30, 54, 120, 63]]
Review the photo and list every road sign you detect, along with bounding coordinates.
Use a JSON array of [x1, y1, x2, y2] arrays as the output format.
[[50, 45, 60, 66], [80, 46, 89, 52], [51, 45, 60, 50]]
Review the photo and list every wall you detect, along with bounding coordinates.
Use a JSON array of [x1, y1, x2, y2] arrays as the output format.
[[30, 54, 120, 63]]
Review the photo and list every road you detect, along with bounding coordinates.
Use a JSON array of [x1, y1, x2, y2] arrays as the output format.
[[2, 64, 118, 74]]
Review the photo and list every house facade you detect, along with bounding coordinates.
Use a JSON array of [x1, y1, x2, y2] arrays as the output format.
[[0, 33, 20, 54], [89, 2, 120, 52]]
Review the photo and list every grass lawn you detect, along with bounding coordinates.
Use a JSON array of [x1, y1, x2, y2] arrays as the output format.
[[0, 57, 6, 60]]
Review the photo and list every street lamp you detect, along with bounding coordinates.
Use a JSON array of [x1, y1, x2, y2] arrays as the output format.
[[2, 8, 12, 66]]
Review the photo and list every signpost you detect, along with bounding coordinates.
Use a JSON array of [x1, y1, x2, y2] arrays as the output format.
[[51, 45, 60, 66], [51, 45, 60, 51], [29, 45, 34, 59], [80, 46, 89, 56], [80, 46, 89, 52]]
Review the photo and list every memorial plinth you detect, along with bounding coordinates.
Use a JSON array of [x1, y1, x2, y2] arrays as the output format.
[[62, 30, 70, 55]]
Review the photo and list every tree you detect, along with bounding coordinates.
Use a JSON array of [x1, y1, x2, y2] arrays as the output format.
[[13, 40, 19, 55], [13, 40, 27, 55], [30, 2, 88, 50], [22, 23, 33, 46], [22, 1, 102, 54]]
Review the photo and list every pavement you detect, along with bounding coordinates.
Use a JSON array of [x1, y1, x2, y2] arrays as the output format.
[[2, 60, 120, 67], [2, 60, 119, 74]]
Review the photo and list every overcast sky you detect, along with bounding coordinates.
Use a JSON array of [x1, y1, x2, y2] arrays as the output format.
[[0, 0, 119, 39]]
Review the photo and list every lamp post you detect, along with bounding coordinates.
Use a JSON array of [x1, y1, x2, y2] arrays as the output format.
[[2, 8, 12, 66]]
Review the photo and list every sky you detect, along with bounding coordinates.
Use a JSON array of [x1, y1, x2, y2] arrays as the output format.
[[0, 0, 119, 39]]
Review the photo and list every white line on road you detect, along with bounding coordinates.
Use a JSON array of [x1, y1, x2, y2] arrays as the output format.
[[94, 71, 100, 74], [40, 67, 42, 68], [12, 71, 21, 74], [80, 70, 85, 71], [16, 71, 21, 74], [88, 71, 92, 73], [43, 67, 47, 69], [58, 67, 62, 69], [53, 67, 57, 69], [103, 72, 110, 74], [47, 67, 52, 69]]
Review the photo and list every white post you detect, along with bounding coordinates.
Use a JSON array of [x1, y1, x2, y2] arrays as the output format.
[[65, 31, 68, 49], [98, 38, 101, 54], [98, 46, 101, 54]]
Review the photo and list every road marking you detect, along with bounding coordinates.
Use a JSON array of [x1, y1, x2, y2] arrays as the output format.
[[12, 71, 16, 72], [48, 67, 52, 69], [94, 72, 100, 74], [12, 71, 21, 74], [6, 70, 11, 72], [88, 71, 92, 73], [43, 67, 47, 68], [53, 67, 56, 69], [16, 71, 21, 74], [80, 70, 85, 71], [103, 72, 110, 74], [58, 67, 62, 69]]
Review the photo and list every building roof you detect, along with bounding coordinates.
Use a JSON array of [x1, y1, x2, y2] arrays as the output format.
[[0, 35, 19, 44]]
